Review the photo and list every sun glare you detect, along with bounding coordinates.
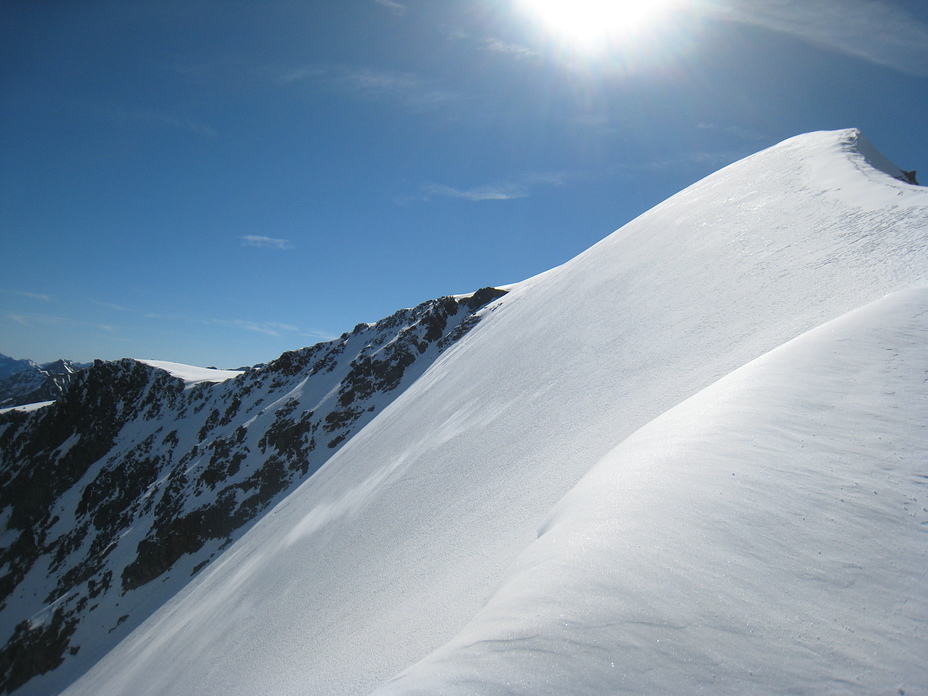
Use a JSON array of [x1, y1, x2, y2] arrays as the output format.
[[520, 0, 680, 49]]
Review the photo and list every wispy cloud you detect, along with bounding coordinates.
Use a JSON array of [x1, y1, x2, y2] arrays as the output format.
[[374, 0, 407, 16], [422, 172, 566, 202], [481, 38, 542, 62], [5, 312, 73, 327], [424, 183, 529, 202], [275, 66, 328, 87], [219, 319, 300, 337], [303, 328, 339, 342], [240, 235, 294, 250], [702, 0, 928, 76], [98, 304, 308, 340], [12, 291, 51, 301], [83, 100, 219, 138], [277, 64, 457, 111], [93, 300, 131, 312], [446, 29, 542, 63]]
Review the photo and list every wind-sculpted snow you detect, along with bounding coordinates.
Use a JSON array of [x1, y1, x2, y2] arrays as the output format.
[[0, 287, 506, 695], [375, 287, 928, 695]]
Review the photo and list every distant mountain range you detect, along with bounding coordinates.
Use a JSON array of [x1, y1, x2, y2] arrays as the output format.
[[1, 130, 926, 696], [0, 356, 89, 410]]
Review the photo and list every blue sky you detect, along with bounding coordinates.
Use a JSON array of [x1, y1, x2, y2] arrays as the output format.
[[3, 0, 928, 368]]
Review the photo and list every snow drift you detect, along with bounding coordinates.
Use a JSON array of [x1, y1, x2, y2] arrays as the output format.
[[59, 128, 928, 695], [377, 287, 928, 695]]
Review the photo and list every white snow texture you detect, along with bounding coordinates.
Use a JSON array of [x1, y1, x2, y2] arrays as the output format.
[[63, 129, 928, 695]]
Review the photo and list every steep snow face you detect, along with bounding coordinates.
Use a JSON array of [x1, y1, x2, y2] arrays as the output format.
[[376, 287, 928, 696], [62, 129, 928, 696]]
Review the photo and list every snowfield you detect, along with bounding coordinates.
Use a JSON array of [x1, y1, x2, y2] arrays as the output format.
[[60, 129, 928, 696], [134, 360, 244, 386]]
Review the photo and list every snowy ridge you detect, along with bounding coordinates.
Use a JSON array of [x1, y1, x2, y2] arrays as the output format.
[[15, 128, 928, 695], [134, 361, 244, 387], [375, 287, 928, 695], [0, 402, 53, 416]]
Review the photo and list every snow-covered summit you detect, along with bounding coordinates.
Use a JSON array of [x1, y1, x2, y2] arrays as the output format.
[[135, 359, 244, 387], [8, 128, 928, 696]]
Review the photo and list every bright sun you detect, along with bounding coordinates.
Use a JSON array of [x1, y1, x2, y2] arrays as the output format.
[[520, 0, 680, 49]]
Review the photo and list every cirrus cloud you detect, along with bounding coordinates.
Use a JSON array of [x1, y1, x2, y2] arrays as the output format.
[[421, 172, 566, 202], [240, 235, 294, 250]]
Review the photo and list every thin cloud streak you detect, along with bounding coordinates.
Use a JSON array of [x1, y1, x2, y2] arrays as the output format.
[[481, 38, 542, 62], [277, 64, 457, 111], [422, 172, 566, 202], [424, 183, 529, 202], [302, 328, 339, 343], [12, 291, 52, 301], [702, 0, 928, 76], [219, 319, 300, 337], [103, 304, 309, 341], [374, 0, 407, 16], [212, 320, 335, 343], [446, 29, 541, 64], [240, 235, 294, 250], [93, 301, 131, 312], [83, 100, 219, 138], [5, 312, 81, 327]]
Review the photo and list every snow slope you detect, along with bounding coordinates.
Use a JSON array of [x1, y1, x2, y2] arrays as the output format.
[[62, 129, 928, 695], [376, 287, 928, 695], [0, 402, 53, 415], [134, 360, 243, 386]]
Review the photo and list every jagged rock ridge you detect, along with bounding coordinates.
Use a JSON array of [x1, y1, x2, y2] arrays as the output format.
[[0, 287, 507, 695]]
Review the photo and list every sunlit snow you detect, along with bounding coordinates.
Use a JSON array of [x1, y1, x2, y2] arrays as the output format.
[[135, 360, 244, 387], [0, 401, 54, 415], [61, 129, 928, 696]]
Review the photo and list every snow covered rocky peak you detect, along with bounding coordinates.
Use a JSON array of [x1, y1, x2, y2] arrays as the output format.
[[0, 357, 85, 410], [0, 356, 36, 383], [4, 129, 928, 696]]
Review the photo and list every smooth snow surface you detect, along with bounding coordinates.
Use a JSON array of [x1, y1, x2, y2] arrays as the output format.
[[63, 129, 928, 696], [135, 359, 243, 386], [376, 287, 928, 695]]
